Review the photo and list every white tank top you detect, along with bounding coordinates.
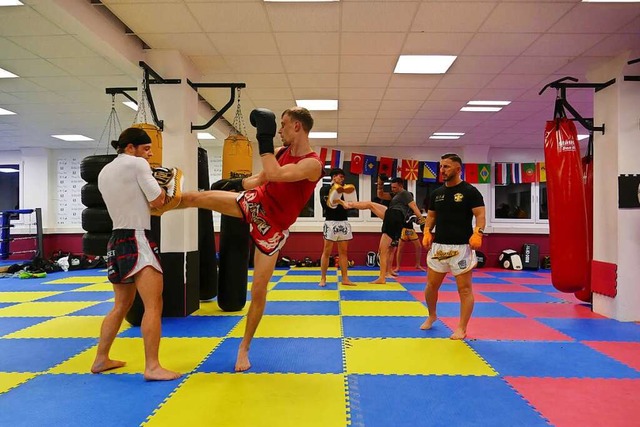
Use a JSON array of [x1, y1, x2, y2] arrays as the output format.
[[98, 154, 162, 231]]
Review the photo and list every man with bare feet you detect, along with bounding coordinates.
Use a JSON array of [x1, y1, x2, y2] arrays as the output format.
[[342, 176, 422, 284], [92, 127, 181, 381], [318, 168, 356, 287], [170, 107, 323, 371], [420, 153, 485, 340]]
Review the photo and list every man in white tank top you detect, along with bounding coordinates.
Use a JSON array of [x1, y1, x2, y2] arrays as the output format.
[[91, 127, 180, 381]]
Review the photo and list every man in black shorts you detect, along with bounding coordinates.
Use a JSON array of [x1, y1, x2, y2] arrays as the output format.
[[343, 177, 423, 284], [420, 153, 486, 340], [92, 127, 181, 381]]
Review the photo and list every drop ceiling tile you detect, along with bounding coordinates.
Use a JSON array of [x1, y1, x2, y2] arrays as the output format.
[[463, 33, 540, 56], [140, 33, 218, 56], [0, 7, 65, 37], [108, 3, 200, 34], [428, 87, 479, 101], [283, 56, 338, 73], [403, 32, 474, 56], [383, 88, 432, 101], [266, 3, 340, 32], [341, 33, 406, 55], [210, 33, 278, 56], [438, 73, 494, 89], [288, 73, 338, 88], [412, 2, 496, 32], [342, 2, 418, 32], [340, 87, 385, 100], [501, 56, 571, 75], [388, 74, 442, 88], [292, 87, 340, 100], [450, 56, 514, 74], [274, 33, 339, 56], [524, 33, 608, 57], [548, 3, 640, 34], [1, 59, 68, 78], [226, 56, 285, 74], [8, 35, 97, 58], [379, 99, 423, 111], [340, 56, 397, 74], [49, 57, 125, 77], [480, 2, 575, 33], [339, 74, 389, 88], [235, 73, 289, 89]]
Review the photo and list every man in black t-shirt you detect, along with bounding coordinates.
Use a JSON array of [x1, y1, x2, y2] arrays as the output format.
[[420, 153, 486, 340], [343, 177, 423, 284], [319, 168, 356, 287]]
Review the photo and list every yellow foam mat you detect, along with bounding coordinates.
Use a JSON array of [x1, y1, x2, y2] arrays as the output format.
[[5, 315, 129, 339], [50, 337, 222, 375], [0, 301, 96, 317], [345, 338, 497, 376], [44, 276, 108, 284], [0, 373, 38, 394], [74, 282, 113, 291], [229, 315, 341, 338], [192, 301, 248, 316], [339, 282, 405, 291], [279, 275, 336, 283], [146, 373, 347, 427], [247, 281, 277, 291], [268, 290, 339, 301], [0, 291, 61, 303], [340, 300, 428, 316]]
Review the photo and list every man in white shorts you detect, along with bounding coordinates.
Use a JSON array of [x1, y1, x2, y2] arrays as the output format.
[[318, 168, 356, 287], [91, 127, 181, 381], [420, 153, 486, 340]]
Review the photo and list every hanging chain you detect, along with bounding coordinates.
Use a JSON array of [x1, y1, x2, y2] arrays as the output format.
[[231, 87, 247, 136], [133, 73, 149, 125], [95, 95, 123, 155]]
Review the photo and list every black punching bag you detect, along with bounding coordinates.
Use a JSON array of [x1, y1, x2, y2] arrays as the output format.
[[217, 214, 250, 311], [198, 148, 218, 300]]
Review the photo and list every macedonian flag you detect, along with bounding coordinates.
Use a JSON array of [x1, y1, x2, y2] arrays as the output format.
[[401, 159, 419, 181]]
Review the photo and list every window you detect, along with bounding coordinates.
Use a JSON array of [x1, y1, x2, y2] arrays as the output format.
[[493, 182, 547, 223], [416, 181, 442, 212], [0, 164, 20, 216]]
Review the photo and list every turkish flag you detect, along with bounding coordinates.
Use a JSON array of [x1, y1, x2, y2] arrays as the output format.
[[379, 157, 393, 177], [318, 147, 328, 165], [350, 153, 364, 174]]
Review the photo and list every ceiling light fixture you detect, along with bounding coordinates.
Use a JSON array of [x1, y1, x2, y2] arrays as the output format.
[[309, 132, 337, 139], [429, 135, 460, 140], [467, 101, 511, 106], [197, 133, 216, 140], [264, 0, 339, 2], [296, 100, 338, 111], [123, 101, 138, 111], [0, 168, 19, 173], [433, 132, 465, 136], [0, 67, 19, 78], [0, 107, 17, 115], [394, 55, 457, 74], [582, 0, 640, 3], [52, 135, 94, 142], [0, 1, 24, 6], [460, 106, 502, 112]]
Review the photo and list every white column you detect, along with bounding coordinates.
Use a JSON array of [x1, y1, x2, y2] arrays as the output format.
[[591, 56, 640, 321], [20, 148, 52, 228]]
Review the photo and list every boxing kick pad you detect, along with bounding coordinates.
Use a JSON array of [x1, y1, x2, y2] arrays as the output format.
[[151, 167, 183, 216], [327, 183, 358, 208], [499, 249, 523, 270], [217, 215, 249, 311]]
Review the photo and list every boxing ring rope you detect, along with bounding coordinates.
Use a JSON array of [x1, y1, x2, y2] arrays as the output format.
[[0, 208, 43, 260]]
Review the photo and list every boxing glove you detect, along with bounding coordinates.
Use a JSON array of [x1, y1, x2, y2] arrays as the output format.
[[422, 230, 433, 248], [378, 173, 389, 183], [468, 227, 483, 250], [211, 178, 244, 192], [250, 108, 276, 156]]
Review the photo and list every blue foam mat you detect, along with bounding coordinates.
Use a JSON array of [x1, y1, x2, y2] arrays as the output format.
[[0, 338, 97, 372], [434, 302, 525, 318], [538, 318, 640, 342], [263, 301, 340, 315], [118, 315, 243, 338]]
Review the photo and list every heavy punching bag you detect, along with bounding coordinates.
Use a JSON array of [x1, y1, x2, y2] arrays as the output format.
[[198, 147, 218, 300], [544, 111, 589, 293], [216, 131, 253, 311], [575, 148, 594, 303]]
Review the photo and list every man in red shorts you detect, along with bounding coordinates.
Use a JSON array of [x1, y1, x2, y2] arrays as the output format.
[[171, 106, 323, 371]]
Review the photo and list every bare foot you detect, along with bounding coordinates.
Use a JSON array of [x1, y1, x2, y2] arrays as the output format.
[[91, 358, 126, 374], [144, 366, 181, 381], [391, 270, 399, 276], [415, 265, 426, 272], [318, 280, 326, 287], [235, 349, 251, 372], [370, 278, 386, 284], [450, 328, 467, 340], [420, 316, 437, 330], [341, 281, 357, 286]]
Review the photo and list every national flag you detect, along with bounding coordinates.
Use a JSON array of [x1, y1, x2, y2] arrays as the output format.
[[495, 163, 507, 185], [363, 155, 377, 175], [318, 147, 328, 165], [478, 164, 491, 183], [394, 159, 402, 178], [510, 163, 521, 184], [521, 163, 536, 183], [460, 164, 465, 181], [401, 159, 419, 180], [330, 149, 342, 169], [421, 161, 438, 183], [378, 157, 394, 177], [350, 152, 364, 174], [537, 162, 546, 182], [464, 163, 479, 183]]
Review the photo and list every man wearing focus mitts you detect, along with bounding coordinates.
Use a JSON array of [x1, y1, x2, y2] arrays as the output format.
[[420, 153, 485, 340], [165, 107, 323, 372]]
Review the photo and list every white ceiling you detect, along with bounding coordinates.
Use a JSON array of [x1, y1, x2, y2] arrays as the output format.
[[0, 0, 639, 152]]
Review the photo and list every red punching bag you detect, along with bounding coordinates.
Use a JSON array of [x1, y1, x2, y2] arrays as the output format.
[[544, 117, 589, 293], [574, 152, 593, 303]]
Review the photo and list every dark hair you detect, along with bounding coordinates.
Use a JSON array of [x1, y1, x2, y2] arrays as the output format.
[[390, 177, 404, 186], [329, 168, 345, 178], [441, 153, 462, 165], [282, 106, 314, 133], [111, 127, 151, 152]]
